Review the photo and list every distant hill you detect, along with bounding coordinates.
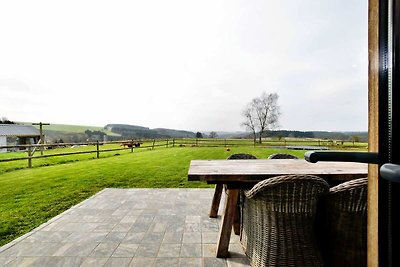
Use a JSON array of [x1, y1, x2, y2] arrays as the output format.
[[105, 124, 196, 139], [266, 130, 368, 141], [20, 121, 367, 142]]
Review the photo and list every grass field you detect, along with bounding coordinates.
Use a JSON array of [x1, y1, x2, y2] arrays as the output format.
[[0, 145, 366, 247], [22, 122, 120, 136]]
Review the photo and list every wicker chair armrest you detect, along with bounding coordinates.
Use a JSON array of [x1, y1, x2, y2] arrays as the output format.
[[244, 174, 328, 199], [329, 177, 368, 194]]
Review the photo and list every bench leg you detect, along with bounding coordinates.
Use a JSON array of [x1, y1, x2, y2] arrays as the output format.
[[209, 184, 223, 218], [216, 189, 239, 258], [233, 204, 240, 235]]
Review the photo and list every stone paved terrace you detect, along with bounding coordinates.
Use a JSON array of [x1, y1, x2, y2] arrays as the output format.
[[0, 189, 250, 267]]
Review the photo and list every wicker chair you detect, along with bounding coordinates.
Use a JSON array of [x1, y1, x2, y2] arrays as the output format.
[[268, 153, 299, 159], [319, 178, 368, 267], [209, 153, 257, 219], [240, 174, 329, 267]]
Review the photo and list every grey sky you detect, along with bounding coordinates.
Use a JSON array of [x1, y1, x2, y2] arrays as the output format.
[[0, 0, 368, 132]]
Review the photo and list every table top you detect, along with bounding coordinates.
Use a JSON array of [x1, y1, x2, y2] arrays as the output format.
[[188, 159, 368, 183]]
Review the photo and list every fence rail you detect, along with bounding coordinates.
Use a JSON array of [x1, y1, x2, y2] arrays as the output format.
[[0, 138, 367, 168]]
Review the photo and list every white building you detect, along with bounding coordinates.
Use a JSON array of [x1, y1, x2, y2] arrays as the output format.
[[0, 125, 41, 152]]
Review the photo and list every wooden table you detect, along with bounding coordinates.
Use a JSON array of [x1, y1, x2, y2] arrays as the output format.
[[188, 159, 368, 257]]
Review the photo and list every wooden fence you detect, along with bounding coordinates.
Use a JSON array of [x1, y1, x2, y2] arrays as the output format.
[[0, 138, 366, 168]]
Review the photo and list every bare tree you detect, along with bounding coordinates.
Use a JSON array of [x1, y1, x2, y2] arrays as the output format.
[[209, 131, 218, 138], [241, 103, 258, 144], [242, 92, 281, 143]]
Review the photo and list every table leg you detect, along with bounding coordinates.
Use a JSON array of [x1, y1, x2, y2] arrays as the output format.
[[216, 189, 239, 258], [209, 184, 223, 218], [233, 204, 240, 235]]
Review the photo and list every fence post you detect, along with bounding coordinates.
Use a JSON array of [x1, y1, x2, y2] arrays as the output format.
[[224, 139, 227, 147], [152, 139, 156, 149], [96, 140, 100, 159], [131, 139, 134, 153], [196, 138, 198, 147], [166, 139, 169, 148], [172, 138, 175, 147], [28, 145, 32, 168]]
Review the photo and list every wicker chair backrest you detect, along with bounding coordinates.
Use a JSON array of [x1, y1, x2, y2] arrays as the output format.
[[244, 174, 329, 212], [227, 153, 257, 160], [241, 175, 329, 266], [322, 177, 367, 267], [268, 153, 299, 159]]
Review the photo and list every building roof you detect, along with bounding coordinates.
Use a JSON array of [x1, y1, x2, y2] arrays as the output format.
[[0, 124, 40, 137]]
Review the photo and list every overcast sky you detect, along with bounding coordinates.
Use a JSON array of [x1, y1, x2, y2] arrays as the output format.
[[0, 0, 368, 132]]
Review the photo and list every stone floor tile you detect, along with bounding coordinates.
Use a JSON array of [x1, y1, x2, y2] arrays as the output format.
[[3, 257, 38, 267], [25, 231, 71, 243], [0, 189, 251, 267], [182, 232, 201, 244], [135, 243, 160, 257], [141, 232, 164, 244], [53, 242, 99, 257], [93, 222, 118, 232], [121, 216, 138, 223], [104, 232, 127, 243], [80, 257, 109, 267], [202, 232, 218, 243], [0, 257, 16, 266], [112, 243, 139, 257], [1, 242, 62, 257], [90, 242, 119, 257], [184, 223, 201, 232], [165, 222, 184, 233], [178, 257, 202, 267], [33, 256, 85, 267], [162, 232, 183, 243], [104, 257, 132, 267], [129, 257, 155, 267], [157, 244, 181, 258], [185, 216, 201, 224], [226, 257, 251, 267], [229, 235, 240, 244], [149, 222, 168, 233], [227, 244, 246, 258], [180, 243, 202, 258], [123, 232, 145, 243], [63, 232, 107, 243], [203, 257, 227, 267], [202, 244, 217, 258], [154, 257, 179, 267], [111, 222, 134, 232]]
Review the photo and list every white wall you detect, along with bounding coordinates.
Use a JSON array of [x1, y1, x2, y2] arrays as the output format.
[[0, 136, 6, 153]]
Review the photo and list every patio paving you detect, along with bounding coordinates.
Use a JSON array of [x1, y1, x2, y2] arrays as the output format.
[[0, 188, 250, 267]]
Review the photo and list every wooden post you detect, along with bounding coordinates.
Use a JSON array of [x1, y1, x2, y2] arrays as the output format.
[[166, 139, 169, 148], [224, 139, 227, 147], [152, 139, 155, 149], [131, 139, 134, 153], [27, 145, 32, 168], [172, 138, 175, 147], [32, 122, 50, 156], [368, 0, 379, 264], [196, 138, 198, 147], [96, 140, 100, 159]]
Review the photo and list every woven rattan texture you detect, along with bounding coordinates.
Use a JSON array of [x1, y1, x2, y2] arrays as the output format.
[[227, 153, 258, 160], [241, 175, 329, 267], [268, 153, 299, 159], [320, 177, 367, 267]]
